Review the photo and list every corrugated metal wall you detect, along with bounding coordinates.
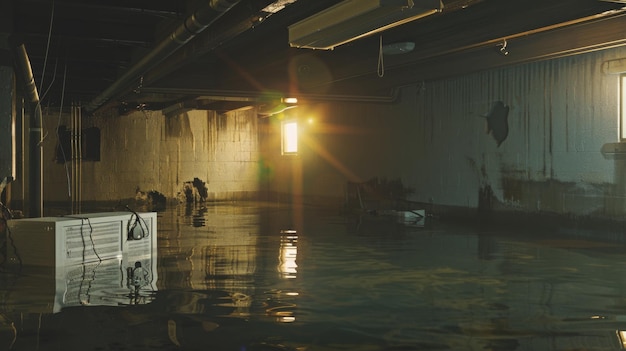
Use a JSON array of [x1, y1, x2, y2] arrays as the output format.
[[298, 45, 626, 218], [408, 45, 626, 215]]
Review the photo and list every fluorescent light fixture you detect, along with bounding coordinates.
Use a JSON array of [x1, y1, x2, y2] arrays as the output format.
[[262, 0, 297, 14], [288, 0, 443, 50], [283, 97, 298, 104]]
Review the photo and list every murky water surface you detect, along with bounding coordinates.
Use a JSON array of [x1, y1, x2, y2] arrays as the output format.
[[3, 203, 626, 350]]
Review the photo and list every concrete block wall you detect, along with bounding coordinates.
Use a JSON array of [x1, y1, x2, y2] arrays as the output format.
[[42, 108, 260, 206]]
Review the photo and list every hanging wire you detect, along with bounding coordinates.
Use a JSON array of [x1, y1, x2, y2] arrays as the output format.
[[35, 0, 56, 146], [39, 57, 58, 102], [36, 45, 61, 146], [38, 0, 55, 97], [377, 35, 385, 78], [125, 205, 151, 240], [55, 64, 71, 198]]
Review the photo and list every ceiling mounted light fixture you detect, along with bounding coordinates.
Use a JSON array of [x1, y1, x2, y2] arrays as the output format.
[[262, 0, 298, 14], [288, 0, 443, 50]]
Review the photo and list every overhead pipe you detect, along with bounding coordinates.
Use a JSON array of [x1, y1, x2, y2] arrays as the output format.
[[141, 0, 286, 86], [332, 7, 626, 87], [142, 87, 402, 104], [84, 0, 242, 113], [12, 44, 43, 217], [430, 8, 626, 59]]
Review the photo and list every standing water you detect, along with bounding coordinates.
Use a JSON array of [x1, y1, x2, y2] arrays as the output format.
[[2, 202, 626, 350]]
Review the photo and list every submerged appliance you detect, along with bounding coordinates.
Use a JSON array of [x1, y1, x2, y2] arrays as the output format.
[[5, 211, 158, 312]]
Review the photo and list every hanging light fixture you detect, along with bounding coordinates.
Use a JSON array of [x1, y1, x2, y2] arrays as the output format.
[[288, 0, 443, 50]]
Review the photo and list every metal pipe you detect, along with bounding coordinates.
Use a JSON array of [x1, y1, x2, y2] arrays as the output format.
[[434, 8, 626, 58], [141, 87, 401, 103], [13, 45, 39, 104], [71, 104, 75, 213], [377, 8, 626, 80], [12, 44, 43, 217], [71, 103, 82, 214], [85, 0, 242, 113], [312, 7, 626, 91], [78, 106, 82, 213]]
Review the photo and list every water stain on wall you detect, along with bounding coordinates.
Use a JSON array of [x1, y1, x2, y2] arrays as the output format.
[[484, 101, 509, 147], [478, 184, 494, 218], [166, 112, 193, 138]]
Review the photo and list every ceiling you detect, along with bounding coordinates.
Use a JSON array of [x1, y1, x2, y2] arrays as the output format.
[[3, 0, 626, 116]]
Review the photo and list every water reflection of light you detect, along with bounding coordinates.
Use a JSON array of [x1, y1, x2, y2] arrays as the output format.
[[264, 290, 298, 323], [279, 230, 298, 279]]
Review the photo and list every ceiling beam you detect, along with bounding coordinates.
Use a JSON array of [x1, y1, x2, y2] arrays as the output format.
[[323, 11, 626, 94]]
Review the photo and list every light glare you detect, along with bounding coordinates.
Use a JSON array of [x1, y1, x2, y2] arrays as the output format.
[[283, 97, 298, 104], [283, 121, 298, 154]]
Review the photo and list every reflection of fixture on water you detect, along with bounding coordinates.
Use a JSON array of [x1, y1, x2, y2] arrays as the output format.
[[127, 261, 151, 304], [278, 230, 298, 278], [264, 289, 298, 323], [280, 316, 296, 323]]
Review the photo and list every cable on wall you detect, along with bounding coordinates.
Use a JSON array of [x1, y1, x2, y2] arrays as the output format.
[[34, 0, 56, 146], [125, 205, 150, 240], [55, 64, 71, 198]]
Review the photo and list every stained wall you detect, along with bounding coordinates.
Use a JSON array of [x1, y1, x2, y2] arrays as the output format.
[[19, 45, 626, 221], [42, 108, 260, 208], [264, 45, 626, 219]]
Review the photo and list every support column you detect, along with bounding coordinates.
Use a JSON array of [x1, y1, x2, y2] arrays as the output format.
[[12, 43, 43, 217], [0, 66, 14, 198], [27, 103, 43, 217]]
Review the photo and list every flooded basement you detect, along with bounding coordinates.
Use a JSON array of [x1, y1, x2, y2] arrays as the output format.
[[2, 202, 626, 350]]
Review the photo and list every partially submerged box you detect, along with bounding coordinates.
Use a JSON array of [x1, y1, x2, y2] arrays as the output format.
[[5, 211, 157, 312]]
